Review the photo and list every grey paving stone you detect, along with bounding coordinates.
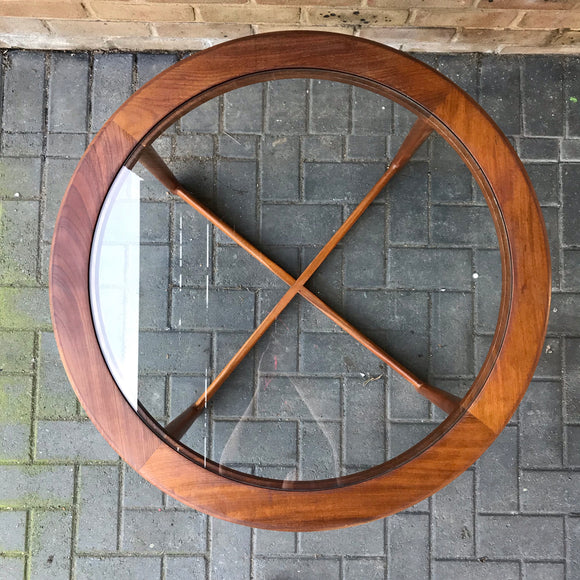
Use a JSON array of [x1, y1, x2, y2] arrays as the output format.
[[137, 375, 166, 421], [138, 331, 210, 374], [1, 134, 43, 158], [388, 161, 429, 245], [521, 470, 579, 513], [256, 377, 340, 420], [254, 528, 295, 555], [302, 135, 342, 161], [0, 331, 35, 373], [255, 291, 299, 373], [166, 556, 206, 578], [3, 52, 45, 133], [437, 54, 478, 99], [433, 470, 474, 558], [520, 382, 563, 468], [254, 557, 340, 579], [213, 420, 297, 466], [46, 133, 86, 158], [215, 245, 291, 289], [76, 557, 162, 580], [49, 53, 88, 132], [388, 369, 430, 420], [123, 510, 206, 553], [78, 465, 119, 551], [124, 464, 163, 509], [564, 338, 580, 422], [180, 98, 220, 133], [477, 426, 518, 513], [266, 79, 307, 135], [304, 161, 386, 202], [388, 513, 429, 580], [260, 135, 300, 201], [519, 137, 559, 161], [388, 248, 471, 291], [549, 293, 580, 334], [568, 425, 580, 467], [389, 422, 434, 459], [524, 562, 565, 580], [141, 202, 170, 243], [0, 510, 26, 551], [300, 331, 384, 377], [0, 374, 32, 460], [569, 517, 580, 579], [302, 245, 342, 308], [309, 79, 350, 134], [0, 465, 74, 507], [541, 205, 560, 288], [477, 515, 564, 560], [43, 157, 79, 242], [345, 376, 385, 466], [212, 331, 255, 418], [563, 163, 580, 246], [216, 159, 258, 244], [432, 560, 520, 580], [301, 519, 385, 556], [352, 86, 392, 135], [431, 136, 473, 203], [389, 131, 430, 163], [480, 55, 521, 136], [0, 287, 51, 330], [91, 53, 133, 132], [219, 133, 257, 159], [38, 332, 78, 418], [431, 206, 497, 248], [172, 205, 211, 287], [565, 57, 580, 137], [301, 420, 341, 479], [174, 134, 214, 158], [0, 558, 25, 578], [393, 102, 417, 136], [224, 84, 263, 134], [0, 199, 39, 284], [523, 57, 563, 137], [136, 53, 177, 88], [346, 135, 386, 161], [525, 162, 559, 205], [261, 203, 341, 246], [431, 291, 473, 377], [36, 420, 118, 461], [562, 138, 580, 161], [345, 558, 386, 580], [211, 518, 250, 580], [343, 203, 385, 288], [172, 288, 255, 331], [30, 510, 72, 580]]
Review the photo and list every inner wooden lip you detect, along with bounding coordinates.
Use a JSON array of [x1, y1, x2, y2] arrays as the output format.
[[93, 69, 511, 492]]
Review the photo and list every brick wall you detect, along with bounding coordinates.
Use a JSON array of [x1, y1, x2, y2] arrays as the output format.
[[0, 0, 579, 53]]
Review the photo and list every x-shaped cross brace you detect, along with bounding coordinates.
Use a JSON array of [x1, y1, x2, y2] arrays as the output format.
[[139, 116, 460, 440]]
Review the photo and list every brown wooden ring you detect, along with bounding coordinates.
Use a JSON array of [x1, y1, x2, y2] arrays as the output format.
[[50, 31, 551, 531]]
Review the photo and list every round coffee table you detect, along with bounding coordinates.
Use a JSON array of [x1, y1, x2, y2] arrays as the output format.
[[49, 31, 550, 531]]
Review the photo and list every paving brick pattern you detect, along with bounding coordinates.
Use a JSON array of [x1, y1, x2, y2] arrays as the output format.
[[0, 50, 578, 579]]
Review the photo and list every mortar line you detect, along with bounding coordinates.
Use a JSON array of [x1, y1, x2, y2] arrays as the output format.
[[68, 464, 81, 580]]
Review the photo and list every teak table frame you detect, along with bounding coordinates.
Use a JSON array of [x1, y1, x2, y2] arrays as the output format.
[[50, 31, 551, 531]]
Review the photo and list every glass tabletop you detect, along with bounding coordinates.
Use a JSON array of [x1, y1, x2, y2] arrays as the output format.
[[89, 79, 501, 483]]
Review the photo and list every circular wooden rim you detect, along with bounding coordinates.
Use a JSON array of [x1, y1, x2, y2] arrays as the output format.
[[50, 31, 550, 531]]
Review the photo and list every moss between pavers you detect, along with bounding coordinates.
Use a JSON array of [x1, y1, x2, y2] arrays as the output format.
[[0, 202, 36, 287]]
